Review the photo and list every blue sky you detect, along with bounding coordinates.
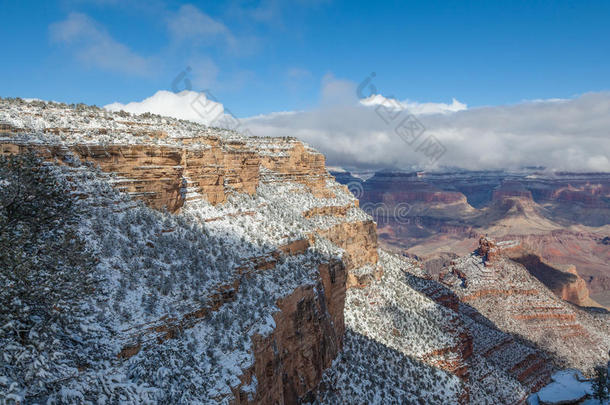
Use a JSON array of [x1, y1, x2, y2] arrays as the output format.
[[1, 0, 610, 117]]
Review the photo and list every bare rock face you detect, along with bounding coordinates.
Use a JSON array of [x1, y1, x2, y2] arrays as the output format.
[[477, 236, 521, 264], [360, 171, 468, 205], [508, 231, 610, 308], [508, 252, 594, 307], [557, 266, 591, 304], [0, 135, 333, 213], [311, 219, 381, 289], [477, 236, 497, 261], [316, 220, 379, 271], [236, 260, 346, 404]]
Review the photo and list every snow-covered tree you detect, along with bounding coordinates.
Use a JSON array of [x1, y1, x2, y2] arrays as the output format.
[[592, 365, 609, 401]]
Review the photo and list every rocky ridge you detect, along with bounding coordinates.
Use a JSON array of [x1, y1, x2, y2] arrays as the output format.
[[428, 238, 610, 373]]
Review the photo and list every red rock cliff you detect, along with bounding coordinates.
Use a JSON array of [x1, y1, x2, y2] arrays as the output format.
[[0, 136, 333, 213]]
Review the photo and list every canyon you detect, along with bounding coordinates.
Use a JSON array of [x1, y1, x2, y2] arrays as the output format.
[[0, 98, 608, 404], [334, 169, 610, 310]]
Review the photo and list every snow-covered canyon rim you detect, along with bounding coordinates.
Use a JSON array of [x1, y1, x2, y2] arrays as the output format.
[[0, 96, 373, 404], [1, 96, 609, 405]]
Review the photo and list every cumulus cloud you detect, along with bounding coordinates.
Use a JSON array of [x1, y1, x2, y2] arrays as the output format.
[[104, 79, 610, 172], [49, 12, 153, 76], [105, 90, 226, 126], [319, 73, 360, 107]]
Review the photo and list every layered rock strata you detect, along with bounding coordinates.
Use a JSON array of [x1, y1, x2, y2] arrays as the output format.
[[426, 238, 610, 374]]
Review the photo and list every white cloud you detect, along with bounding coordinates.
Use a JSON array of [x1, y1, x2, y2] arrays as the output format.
[[243, 77, 610, 172], [167, 4, 236, 48], [105, 90, 226, 126], [104, 78, 610, 172], [588, 155, 610, 171], [319, 73, 360, 107], [49, 12, 153, 76], [360, 95, 467, 115]]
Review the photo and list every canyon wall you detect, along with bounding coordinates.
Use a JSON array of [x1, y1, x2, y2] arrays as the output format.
[[0, 136, 332, 213], [5, 100, 608, 404], [431, 238, 610, 374], [232, 260, 347, 404], [0, 110, 379, 404], [333, 170, 610, 309]]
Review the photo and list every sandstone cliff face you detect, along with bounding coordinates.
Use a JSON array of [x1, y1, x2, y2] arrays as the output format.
[[556, 266, 591, 304], [317, 221, 378, 267], [234, 261, 346, 404], [360, 172, 468, 205], [507, 251, 593, 307], [0, 99, 378, 404], [1, 143, 190, 211], [0, 135, 333, 213], [0, 138, 375, 403], [507, 231, 610, 308]]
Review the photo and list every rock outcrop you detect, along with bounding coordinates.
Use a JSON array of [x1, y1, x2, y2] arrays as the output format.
[[428, 239, 610, 374], [476, 236, 522, 264], [0, 136, 333, 213], [508, 252, 593, 307], [234, 259, 346, 404], [507, 231, 610, 308], [2, 130, 380, 404]]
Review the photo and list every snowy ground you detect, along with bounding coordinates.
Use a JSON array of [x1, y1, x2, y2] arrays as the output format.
[[527, 369, 608, 405]]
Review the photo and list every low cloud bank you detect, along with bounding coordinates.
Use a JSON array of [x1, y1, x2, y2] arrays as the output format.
[[106, 85, 610, 172]]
